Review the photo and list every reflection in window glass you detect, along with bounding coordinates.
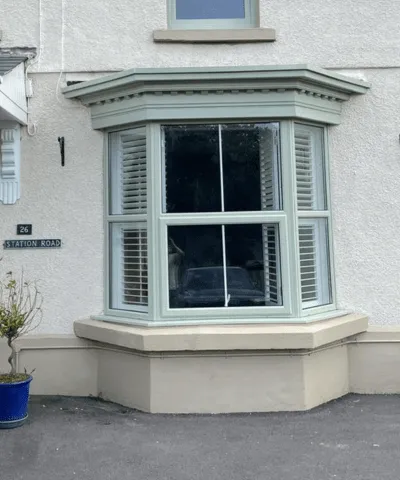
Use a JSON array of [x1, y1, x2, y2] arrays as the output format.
[[163, 126, 221, 213], [168, 224, 282, 308], [222, 124, 281, 212], [163, 123, 281, 213], [176, 0, 245, 20], [168, 225, 223, 308], [225, 224, 281, 306]]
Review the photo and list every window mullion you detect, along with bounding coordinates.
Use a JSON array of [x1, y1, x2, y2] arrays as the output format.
[[147, 123, 163, 320], [281, 120, 301, 317], [323, 127, 336, 308], [218, 124, 229, 307]]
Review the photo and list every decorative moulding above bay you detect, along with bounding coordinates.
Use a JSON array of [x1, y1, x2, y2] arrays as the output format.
[[63, 65, 370, 129]]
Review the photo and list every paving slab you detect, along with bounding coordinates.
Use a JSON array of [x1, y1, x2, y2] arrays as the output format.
[[1, 394, 400, 480]]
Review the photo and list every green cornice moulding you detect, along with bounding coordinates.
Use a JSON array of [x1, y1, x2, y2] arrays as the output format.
[[62, 65, 370, 129], [63, 65, 370, 99]]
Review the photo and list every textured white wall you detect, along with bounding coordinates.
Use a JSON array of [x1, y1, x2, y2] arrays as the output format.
[[0, 75, 104, 334], [1, 0, 400, 329], [1, 0, 399, 71], [331, 69, 400, 325]]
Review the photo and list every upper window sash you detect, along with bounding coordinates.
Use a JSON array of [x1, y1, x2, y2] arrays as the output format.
[[168, 0, 257, 30], [161, 123, 282, 215]]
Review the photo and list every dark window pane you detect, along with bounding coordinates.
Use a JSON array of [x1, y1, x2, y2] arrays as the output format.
[[222, 124, 281, 212], [176, 0, 245, 20], [163, 125, 221, 213], [168, 226, 223, 308], [225, 224, 282, 306], [168, 224, 282, 309], [163, 123, 281, 214]]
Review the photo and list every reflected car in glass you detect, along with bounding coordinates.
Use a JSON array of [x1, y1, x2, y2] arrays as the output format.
[[176, 266, 266, 308]]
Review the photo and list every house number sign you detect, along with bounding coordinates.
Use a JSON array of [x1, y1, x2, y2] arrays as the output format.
[[3, 239, 62, 249], [17, 224, 32, 235]]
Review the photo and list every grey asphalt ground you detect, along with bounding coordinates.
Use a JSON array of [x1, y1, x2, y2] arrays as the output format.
[[2, 394, 400, 480]]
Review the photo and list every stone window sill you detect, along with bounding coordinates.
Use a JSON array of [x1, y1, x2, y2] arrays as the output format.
[[74, 313, 368, 353], [153, 28, 276, 44]]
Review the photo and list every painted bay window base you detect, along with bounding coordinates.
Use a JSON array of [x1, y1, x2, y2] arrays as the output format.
[[4, 314, 369, 414], [74, 313, 367, 412], [8, 315, 400, 412]]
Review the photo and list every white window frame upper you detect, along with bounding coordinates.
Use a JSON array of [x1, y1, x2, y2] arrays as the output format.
[[167, 0, 258, 30]]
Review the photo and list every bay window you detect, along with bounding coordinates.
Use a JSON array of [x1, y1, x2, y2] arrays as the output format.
[[63, 64, 369, 325], [107, 120, 332, 323]]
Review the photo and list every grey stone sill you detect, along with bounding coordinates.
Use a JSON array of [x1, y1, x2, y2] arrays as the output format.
[[153, 28, 276, 44], [74, 313, 368, 353]]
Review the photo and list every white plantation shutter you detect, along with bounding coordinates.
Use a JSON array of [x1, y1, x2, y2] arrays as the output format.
[[294, 125, 325, 211], [111, 223, 148, 311], [263, 224, 282, 305], [120, 132, 147, 214], [259, 126, 282, 305], [299, 223, 318, 305], [260, 125, 280, 211], [295, 124, 330, 309], [122, 225, 148, 308], [295, 129, 314, 210], [298, 219, 330, 308], [109, 127, 148, 313]]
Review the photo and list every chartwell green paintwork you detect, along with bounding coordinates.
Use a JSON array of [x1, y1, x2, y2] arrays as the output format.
[[63, 65, 369, 326], [63, 65, 369, 130]]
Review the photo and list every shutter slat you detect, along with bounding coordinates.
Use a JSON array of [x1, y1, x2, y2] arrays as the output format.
[[299, 224, 318, 304], [121, 226, 148, 308], [263, 224, 281, 306], [120, 133, 147, 214], [295, 128, 314, 211]]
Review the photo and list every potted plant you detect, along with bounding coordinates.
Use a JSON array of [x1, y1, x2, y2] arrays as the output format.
[[0, 271, 42, 429]]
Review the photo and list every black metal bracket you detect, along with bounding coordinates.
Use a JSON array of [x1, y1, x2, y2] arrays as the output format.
[[58, 136, 65, 167]]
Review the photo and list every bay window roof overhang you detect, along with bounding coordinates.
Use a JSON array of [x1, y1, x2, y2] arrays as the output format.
[[63, 65, 369, 129], [0, 49, 35, 124]]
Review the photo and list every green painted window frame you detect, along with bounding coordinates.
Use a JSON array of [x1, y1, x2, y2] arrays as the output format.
[[167, 0, 258, 30], [104, 120, 336, 325], [63, 64, 369, 326]]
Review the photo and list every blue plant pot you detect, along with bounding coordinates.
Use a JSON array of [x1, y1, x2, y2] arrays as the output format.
[[0, 376, 32, 429]]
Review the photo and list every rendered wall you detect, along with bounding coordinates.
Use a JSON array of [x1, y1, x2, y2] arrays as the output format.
[[0, 74, 104, 334], [0, 0, 399, 331], [1, 0, 398, 71]]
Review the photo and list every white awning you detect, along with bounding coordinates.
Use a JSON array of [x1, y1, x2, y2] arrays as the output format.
[[0, 56, 28, 124]]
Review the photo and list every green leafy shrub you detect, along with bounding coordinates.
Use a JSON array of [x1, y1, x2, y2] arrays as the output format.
[[0, 271, 42, 380]]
